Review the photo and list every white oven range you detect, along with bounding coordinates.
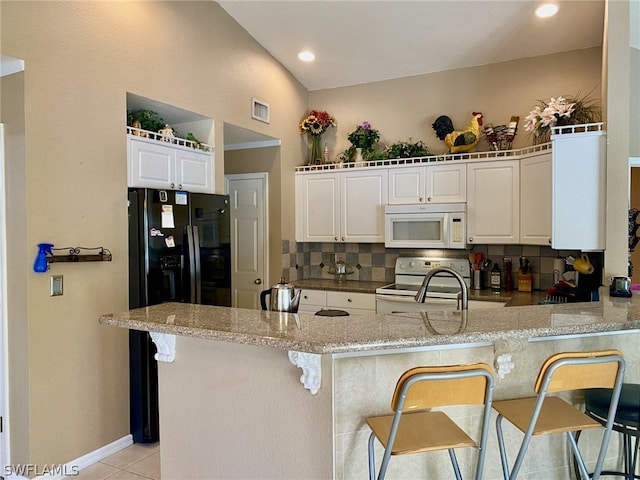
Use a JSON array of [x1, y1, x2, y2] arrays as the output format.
[[376, 257, 471, 314]]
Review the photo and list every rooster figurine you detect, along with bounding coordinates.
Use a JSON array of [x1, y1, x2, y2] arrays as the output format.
[[432, 112, 483, 154]]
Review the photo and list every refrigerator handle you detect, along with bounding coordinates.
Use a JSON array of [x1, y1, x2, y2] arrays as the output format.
[[193, 225, 202, 304], [186, 226, 197, 303]]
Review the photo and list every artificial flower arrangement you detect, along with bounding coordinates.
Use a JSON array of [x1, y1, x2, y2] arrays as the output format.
[[340, 121, 381, 162], [384, 138, 430, 159], [299, 110, 336, 164], [524, 93, 601, 144]]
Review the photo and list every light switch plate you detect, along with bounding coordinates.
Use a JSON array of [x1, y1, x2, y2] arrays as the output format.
[[50, 275, 63, 296]]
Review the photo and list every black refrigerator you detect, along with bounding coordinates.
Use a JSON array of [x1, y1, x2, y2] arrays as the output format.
[[128, 188, 231, 443]]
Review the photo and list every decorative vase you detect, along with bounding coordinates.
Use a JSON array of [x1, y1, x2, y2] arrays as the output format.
[[354, 147, 364, 165], [308, 135, 322, 165]]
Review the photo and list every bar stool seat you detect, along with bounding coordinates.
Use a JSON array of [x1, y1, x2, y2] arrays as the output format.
[[493, 350, 626, 479], [581, 383, 640, 479], [365, 363, 495, 480]]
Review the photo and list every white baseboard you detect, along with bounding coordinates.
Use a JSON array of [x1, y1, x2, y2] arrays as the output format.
[[28, 435, 133, 479]]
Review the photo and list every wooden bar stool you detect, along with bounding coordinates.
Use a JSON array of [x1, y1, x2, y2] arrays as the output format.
[[493, 350, 626, 480], [574, 383, 640, 479], [365, 363, 495, 480]]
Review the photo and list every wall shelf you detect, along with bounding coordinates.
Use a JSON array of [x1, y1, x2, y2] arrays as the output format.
[[47, 247, 112, 263]]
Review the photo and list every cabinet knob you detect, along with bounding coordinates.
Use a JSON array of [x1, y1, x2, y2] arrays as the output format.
[[419, 197, 424, 203], [548, 238, 552, 244], [347, 298, 352, 303], [304, 295, 308, 299], [254, 278, 262, 285], [427, 196, 432, 202], [170, 183, 175, 188], [468, 237, 473, 242], [335, 237, 338, 241], [341, 237, 345, 241], [178, 184, 182, 190]]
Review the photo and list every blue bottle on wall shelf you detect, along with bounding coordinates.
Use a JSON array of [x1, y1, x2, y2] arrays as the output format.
[[33, 243, 54, 273]]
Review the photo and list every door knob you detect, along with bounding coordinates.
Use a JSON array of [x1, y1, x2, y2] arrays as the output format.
[[254, 278, 262, 285]]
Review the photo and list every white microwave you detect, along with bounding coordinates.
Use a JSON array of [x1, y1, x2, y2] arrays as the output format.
[[384, 203, 466, 249]]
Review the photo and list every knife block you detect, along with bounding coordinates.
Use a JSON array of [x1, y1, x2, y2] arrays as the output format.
[[518, 272, 532, 292]]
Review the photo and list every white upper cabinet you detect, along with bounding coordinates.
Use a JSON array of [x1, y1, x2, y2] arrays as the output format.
[[552, 128, 606, 250], [467, 160, 520, 244], [520, 152, 552, 245], [295, 168, 387, 243], [296, 172, 340, 243], [341, 169, 388, 243], [128, 135, 214, 193], [295, 127, 605, 249], [388, 163, 466, 204]]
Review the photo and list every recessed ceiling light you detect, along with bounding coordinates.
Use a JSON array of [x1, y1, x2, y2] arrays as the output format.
[[298, 51, 315, 62], [535, 3, 559, 18]]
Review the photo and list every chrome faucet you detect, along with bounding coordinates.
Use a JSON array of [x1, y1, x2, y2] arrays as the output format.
[[414, 266, 469, 310]]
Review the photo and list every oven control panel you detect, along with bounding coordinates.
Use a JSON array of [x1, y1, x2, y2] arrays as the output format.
[[395, 257, 470, 278]]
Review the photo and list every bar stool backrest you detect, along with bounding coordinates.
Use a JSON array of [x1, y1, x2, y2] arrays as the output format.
[[391, 363, 494, 412], [534, 350, 624, 394]]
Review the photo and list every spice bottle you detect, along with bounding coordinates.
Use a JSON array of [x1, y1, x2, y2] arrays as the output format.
[[323, 143, 330, 163], [491, 263, 501, 291]]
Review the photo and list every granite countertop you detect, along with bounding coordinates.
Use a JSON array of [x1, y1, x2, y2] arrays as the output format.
[[99, 293, 640, 355]]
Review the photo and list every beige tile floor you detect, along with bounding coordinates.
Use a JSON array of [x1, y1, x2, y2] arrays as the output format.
[[75, 443, 160, 480]]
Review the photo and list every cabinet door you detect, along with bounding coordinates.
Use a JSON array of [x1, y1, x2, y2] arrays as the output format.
[[467, 160, 520, 244], [552, 131, 606, 250], [341, 169, 388, 243], [327, 291, 375, 311], [128, 136, 175, 188], [298, 289, 327, 313], [388, 167, 425, 204], [426, 164, 466, 203], [520, 153, 552, 245], [176, 148, 213, 193], [299, 173, 340, 242]]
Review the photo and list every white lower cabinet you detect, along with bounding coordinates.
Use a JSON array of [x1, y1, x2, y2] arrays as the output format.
[[128, 135, 214, 193], [298, 289, 375, 315], [466, 160, 520, 244], [295, 169, 388, 243]]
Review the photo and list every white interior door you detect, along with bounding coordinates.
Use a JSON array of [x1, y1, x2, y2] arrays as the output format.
[[225, 173, 268, 309], [0, 124, 8, 477]]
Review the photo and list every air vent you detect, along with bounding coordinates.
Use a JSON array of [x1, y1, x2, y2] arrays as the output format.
[[251, 98, 270, 124]]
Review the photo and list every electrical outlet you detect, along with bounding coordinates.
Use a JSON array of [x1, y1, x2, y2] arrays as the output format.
[[50, 275, 63, 296]]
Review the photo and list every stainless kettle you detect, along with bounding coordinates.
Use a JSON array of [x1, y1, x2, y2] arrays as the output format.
[[260, 277, 301, 312]]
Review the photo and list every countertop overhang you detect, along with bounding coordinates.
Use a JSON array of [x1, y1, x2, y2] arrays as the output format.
[[99, 294, 640, 355]]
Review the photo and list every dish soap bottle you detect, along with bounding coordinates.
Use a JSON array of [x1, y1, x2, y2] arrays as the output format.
[[491, 262, 501, 291]]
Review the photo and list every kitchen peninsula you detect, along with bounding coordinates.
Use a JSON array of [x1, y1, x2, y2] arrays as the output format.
[[100, 296, 640, 479]]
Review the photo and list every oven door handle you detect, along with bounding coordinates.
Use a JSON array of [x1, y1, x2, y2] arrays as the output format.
[[376, 294, 458, 303]]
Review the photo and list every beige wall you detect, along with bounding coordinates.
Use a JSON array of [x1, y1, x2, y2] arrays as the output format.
[[1, 0, 307, 466], [309, 48, 603, 158], [603, 0, 632, 278], [1, 71, 30, 463], [631, 46, 639, 157]]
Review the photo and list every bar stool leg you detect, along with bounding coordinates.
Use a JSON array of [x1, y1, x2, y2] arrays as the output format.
[[368, 432, 376, 480], [447, 449, 463, 480]]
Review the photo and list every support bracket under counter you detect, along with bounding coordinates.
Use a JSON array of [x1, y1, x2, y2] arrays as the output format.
[[288, 351, 321, 395], [150, 332, 176, 363], [493, 337, 527, 378]]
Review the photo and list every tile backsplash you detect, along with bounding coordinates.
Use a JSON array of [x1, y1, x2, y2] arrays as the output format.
[[282, 241, 598, 291]]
